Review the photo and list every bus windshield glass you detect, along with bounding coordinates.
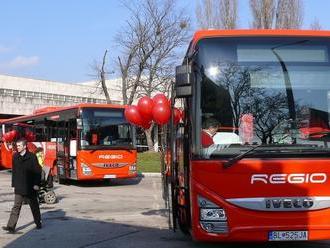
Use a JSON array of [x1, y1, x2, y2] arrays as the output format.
[[197, 37, 330, 158], [80, 108, 133, 149]]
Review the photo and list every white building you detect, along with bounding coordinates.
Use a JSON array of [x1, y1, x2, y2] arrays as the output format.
[[0, 74, 123, 118]]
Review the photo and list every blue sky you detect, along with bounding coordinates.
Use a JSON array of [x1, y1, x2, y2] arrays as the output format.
[[0, 0, 329, 83]]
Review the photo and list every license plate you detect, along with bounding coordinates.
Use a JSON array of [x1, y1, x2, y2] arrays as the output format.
[[268, 231, 308, 241], [104, 174, 116, 179]]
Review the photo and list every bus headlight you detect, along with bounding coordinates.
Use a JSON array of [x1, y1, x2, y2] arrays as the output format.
[[198, 196, 228, 234], [129, 164, 137, 173], [200, 208, 226, 221], [81, 163, 92, 175]]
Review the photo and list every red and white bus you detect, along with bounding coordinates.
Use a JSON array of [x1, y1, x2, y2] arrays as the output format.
[[166, 30, 330, 242], [0, 104, 137, 182]]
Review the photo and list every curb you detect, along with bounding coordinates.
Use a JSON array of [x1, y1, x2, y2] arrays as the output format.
[[138, 172, 161, 178], [0, 169, 11, 174]]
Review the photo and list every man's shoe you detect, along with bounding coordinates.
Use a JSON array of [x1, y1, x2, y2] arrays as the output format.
[[2, 226, 15, 233], [36, 223, 42, 229]]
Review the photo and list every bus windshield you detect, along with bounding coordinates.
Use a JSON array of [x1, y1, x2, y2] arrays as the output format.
[[197, 37, 330, 158], [80, 108, 133, 149]]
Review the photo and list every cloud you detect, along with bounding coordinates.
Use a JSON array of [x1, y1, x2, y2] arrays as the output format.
[[6, 56, 40, 68]]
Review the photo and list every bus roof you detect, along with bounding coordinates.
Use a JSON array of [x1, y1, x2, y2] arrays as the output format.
[[1, 103, 126, 124], [192, 29, 330, 48]]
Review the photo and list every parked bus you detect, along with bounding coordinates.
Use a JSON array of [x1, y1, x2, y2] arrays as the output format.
[[166, 30, 330, 242], [0, 104, 137, 182]]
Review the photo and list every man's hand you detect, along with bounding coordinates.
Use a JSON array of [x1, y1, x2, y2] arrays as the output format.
[[33, 185, 40, 191]]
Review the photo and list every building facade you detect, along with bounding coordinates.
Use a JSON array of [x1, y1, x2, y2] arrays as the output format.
[[0, 74, 123, 118]]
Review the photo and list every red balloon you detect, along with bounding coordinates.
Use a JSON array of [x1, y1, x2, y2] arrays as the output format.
[[141, 120, 152, 129], [153, 103, 171, 125], [25, 130, 35, 142], [137, 96, 154, 120], [9, 130, 17, 141], [153, 94, 169, 107], [2, 132, 11, 142], [2, 130, 17, 142], [124, 105, 144, 126], [174, 108, 181, 125]]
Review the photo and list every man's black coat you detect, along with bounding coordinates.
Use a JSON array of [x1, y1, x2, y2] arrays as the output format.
[[11, 151, 42, 196]]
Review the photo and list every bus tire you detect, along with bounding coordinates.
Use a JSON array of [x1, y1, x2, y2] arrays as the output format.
[[178, 207, 190, 235]]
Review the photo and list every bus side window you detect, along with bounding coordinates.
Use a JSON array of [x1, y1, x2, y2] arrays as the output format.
[[69, 118, 77, 139], [56, 121, 68, 142], [35, 127, 44, 142]]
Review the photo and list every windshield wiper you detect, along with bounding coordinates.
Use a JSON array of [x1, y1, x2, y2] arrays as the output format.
[[223, 144, 330, 169], [223, 144, 263, 169]]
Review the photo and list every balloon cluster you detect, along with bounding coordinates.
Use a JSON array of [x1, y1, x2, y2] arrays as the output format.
[[124, 93, 182, 129], [1, 129, 36, 142]]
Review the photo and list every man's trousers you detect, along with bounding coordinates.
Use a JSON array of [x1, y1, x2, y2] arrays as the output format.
[[7, 193, 41, 229]]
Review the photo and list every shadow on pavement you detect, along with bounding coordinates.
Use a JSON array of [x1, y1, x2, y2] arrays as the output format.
[[3, 209, 330, 248], [63, 177, 143, 188]]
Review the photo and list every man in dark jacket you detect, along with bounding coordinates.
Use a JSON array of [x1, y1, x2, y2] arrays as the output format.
[[2, 138, 42, 233]]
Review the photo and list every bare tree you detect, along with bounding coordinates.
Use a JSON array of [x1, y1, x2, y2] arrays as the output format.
[[219, 0, 238, 29], [196, 0, 220, 29], [100, 50, 111, 103], [116, 1, 152, 105], [250, 0, 303, 29], [275, 0, 303, 29], [91, 49, 112, 103], [140, 0, 189, 150], [117, 0, 189, 106], [310, 17, 322, 30], [115, 0, 189, 151], [250, 0, 276, 29], [195, 0, 238, 29]]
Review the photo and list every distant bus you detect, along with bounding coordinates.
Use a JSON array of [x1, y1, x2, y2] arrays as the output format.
[[0, 104, 137, 182], [167, 29, 330, 242]]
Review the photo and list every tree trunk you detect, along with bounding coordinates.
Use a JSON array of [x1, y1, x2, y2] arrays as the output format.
[[153, 125, 159, 152], [118, 56, 128, 105], [144, 127, 154, 151], [101, 50, 111, 104]]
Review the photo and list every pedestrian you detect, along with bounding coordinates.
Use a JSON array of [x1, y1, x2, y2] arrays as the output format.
[[2, 138, 42, 233]]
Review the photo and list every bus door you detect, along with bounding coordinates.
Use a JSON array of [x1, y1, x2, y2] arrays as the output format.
[[56, 120, 70, 181], [56, 119, 78, 181], [169, 98, 191, 234], [68, 118, 77, 180]]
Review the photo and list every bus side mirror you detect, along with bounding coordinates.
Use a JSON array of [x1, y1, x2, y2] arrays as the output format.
[[175, 65, 192, 98], [70, 139, 77, 157], [77, 118, 83, 130]]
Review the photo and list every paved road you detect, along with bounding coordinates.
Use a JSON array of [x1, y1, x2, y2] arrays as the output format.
[[0, 170, 330, 248]]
